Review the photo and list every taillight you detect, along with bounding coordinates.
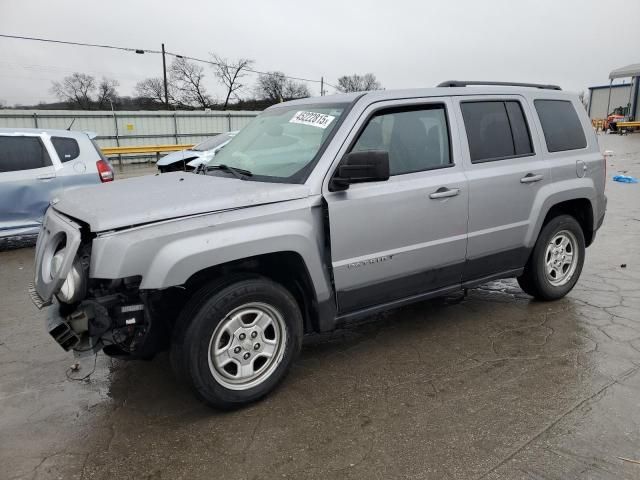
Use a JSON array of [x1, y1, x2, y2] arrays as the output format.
[[96, 159, 114, 183]]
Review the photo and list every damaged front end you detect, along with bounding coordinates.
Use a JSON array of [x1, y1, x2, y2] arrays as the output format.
[[49, 276, 151, 358], [30, 208, 168, 359]]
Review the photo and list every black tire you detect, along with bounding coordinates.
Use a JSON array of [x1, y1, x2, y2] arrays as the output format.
[[517, 214, 585, 300], [170, 275, 303, 409]]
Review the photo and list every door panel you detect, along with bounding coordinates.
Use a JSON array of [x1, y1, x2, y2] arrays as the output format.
[[0, 135, 59, 236], [0, 165, 58, 235], [324, 99, 468, 313], [453, 96, 550, 281], [328, 171, 468, 311]]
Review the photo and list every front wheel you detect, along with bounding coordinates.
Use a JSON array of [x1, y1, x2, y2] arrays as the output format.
[[171, 276, 303, 408], [517, 214, 585, 300]]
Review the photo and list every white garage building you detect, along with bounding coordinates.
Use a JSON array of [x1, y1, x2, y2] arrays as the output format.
[[588, 63, 640, 121]]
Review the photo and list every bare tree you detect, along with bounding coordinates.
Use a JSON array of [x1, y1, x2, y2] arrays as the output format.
[[255, 71, 310, 102], [135, 77, 175, 105], [255, 72, 286, 102], [50, 72, 96, 109], [169, 58, 213, 109], [337, 73, 382, 93], [96, 77, 119, 109], [283, 80, 310, 100], [211, 54, 254, 110]]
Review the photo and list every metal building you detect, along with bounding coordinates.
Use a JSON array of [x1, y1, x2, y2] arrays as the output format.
[[588, 63, 640, 120]]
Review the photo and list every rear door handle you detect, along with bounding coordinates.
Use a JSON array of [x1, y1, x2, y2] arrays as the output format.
[[429, 187, 460, 199], [36, 174, 56, 181], [520, 173, 543, 184]]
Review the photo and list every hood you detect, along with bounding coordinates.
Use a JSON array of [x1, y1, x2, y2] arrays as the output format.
[[53, 172, 310, 232], [155, 149, 204, 166]]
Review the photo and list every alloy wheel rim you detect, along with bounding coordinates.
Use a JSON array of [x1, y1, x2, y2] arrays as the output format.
[[208, 302, 287, 391], [544, 230, 579, 287]]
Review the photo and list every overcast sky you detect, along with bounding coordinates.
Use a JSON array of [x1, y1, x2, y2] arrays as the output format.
[[1, 0, 639, 106]]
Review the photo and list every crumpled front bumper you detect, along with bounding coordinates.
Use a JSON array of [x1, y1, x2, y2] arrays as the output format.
[[33, 208, 83, 304]]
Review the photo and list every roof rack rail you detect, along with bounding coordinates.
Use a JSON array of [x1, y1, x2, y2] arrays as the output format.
[[437, 80, 562, 91]]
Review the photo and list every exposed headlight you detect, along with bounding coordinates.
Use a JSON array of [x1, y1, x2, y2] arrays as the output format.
[[50, 250, 65, 280], [55, 255, 87, 304]]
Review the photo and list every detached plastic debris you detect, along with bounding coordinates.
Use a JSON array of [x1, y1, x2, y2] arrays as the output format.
[[613, 175, 638, 183]]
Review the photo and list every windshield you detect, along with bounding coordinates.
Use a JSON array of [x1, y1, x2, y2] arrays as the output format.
[[192, 133, 232, 151], [208, 103, 347, 182]]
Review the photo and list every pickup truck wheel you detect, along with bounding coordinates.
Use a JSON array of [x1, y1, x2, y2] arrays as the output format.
[[517, 214, 585, 300], [171, 277, 302, 409]]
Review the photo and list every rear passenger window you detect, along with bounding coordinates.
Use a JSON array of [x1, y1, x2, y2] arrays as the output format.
[[351, 104, 451, 175], [51, 137, 80, 162], [461, 100, 533, 163], [534, 100, 586, 152], [0, 136, 52, 173]]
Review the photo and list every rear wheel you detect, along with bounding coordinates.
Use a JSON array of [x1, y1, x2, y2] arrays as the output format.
[[517, 214, 585, 300], [171, 276, 302, 409]]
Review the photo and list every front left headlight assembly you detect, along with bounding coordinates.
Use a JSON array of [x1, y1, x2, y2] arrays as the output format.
[[53, 252, 87, 304]]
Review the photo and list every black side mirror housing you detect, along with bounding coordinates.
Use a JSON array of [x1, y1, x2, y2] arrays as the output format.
[[330, 150, 390, 191]]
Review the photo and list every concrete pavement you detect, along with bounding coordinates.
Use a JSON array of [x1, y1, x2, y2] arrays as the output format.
[[1, 134, 639, 480]]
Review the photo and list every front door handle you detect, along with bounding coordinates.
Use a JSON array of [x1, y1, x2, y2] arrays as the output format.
[[520, 173, 543, 184], [36, 174, 56, 181], [429, 187, 460, 199]]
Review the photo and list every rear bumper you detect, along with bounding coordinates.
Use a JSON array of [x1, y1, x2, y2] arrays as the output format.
[[0, 225, 40, 239], [589, 195, 606, 246], [595, 195, 607, 232]]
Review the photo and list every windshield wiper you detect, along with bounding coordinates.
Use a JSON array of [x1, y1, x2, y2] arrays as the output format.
[[206, 164, 253, 180]]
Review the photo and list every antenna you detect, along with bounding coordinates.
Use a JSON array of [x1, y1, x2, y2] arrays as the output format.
[[66, 118, 76, 130]]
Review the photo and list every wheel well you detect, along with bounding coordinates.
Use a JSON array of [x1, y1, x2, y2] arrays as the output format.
[[183, 252, 319, 334], [542, 199, 594, 246]]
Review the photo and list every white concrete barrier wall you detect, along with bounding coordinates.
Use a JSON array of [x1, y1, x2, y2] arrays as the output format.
[[0, 110, 260, 149]]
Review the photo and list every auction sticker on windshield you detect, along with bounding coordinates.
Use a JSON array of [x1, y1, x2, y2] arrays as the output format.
[[289, 111, 336, 129]]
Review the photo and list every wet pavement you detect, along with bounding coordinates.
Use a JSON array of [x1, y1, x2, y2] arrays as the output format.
[[1, 134, 639, 480]]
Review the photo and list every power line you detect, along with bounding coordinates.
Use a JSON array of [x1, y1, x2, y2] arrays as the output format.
[[0, 33, 337, 87], [0, 34, 147, 54]]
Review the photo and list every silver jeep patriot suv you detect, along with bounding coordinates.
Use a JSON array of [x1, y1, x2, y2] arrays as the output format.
[[31, 81, 606, 408]]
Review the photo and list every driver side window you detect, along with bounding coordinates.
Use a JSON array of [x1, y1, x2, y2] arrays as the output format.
[[351, 104, 451, 175]]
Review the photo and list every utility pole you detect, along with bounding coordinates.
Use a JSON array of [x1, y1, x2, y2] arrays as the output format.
[[162, 43, 169, 110], [320, 76, 324, 96]]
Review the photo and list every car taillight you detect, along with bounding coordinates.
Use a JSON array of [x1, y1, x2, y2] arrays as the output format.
[[96, 159, 114, 183]]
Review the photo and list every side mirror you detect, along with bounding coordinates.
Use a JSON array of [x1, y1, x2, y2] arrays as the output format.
[[330, 150, 390, 191]]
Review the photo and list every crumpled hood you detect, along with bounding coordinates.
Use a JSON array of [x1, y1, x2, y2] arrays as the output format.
[[155, 149, 203, 166], [53, 172, 310, 232]]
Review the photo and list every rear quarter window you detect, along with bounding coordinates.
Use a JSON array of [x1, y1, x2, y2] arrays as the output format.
[[51, 137, 80, 162], [534, 100, 587, 152], [0, 136, 52, 173]]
